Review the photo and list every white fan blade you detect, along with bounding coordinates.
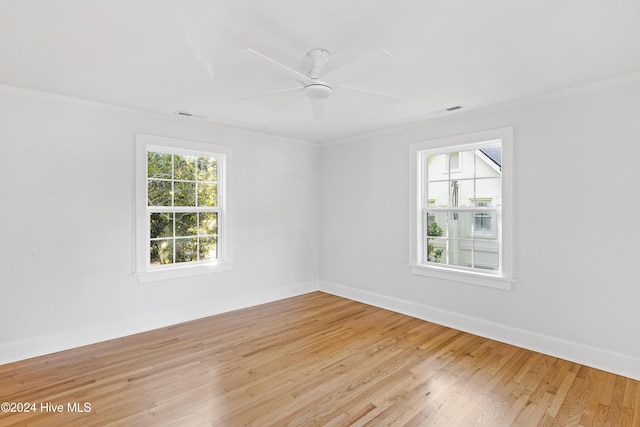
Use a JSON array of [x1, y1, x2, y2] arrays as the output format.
[[237, 86, 302, 101], [323, 49, 392, 78], [336, 84, 402, 104], [243, 48, 314, 85], [310, 98, 326, 119]]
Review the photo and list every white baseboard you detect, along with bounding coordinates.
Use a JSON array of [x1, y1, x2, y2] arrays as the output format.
[[0, 280, 319, 366], [319, 280, 640, 381]]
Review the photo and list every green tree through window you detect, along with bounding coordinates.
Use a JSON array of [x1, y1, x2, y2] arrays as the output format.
[[147, 151, 219, 266]]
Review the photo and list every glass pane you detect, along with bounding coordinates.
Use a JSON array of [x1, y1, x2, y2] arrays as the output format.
[[150, 213, 173, 238], [474, 212, 493, 234], [476, 147, 502, 178], [426, 153, 448, 180], [447, 212, 473, 238], [174, 155, 196, 180], [199, 212, 218, 236], [426, 215, 445, 237], [175, 238, 198, 263], [147, 152, 172, 179], [448, 152, 460, 171], [148, 180, 172, 206], [427, 210, 446, 231], [476, 178, 502, 205], [175, 212, 197, 237], [426, 181, 449, 207], [198, 157, 217, 182], [473, 240, 499, 271], [448, 239, 472, 267], [452, 179, 474, 207], [150, 239, 173, 265], [455, 150, 475, 179], [199, 236, 217, 260], [198, 183, 218, 207], [426, 238, 445, 264], [446, 212, 467, 238], [174, 182, 196, 206]]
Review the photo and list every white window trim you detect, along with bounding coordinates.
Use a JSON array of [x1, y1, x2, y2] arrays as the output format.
[[135, 133, 233, 283], [409, 127, 515, 290]]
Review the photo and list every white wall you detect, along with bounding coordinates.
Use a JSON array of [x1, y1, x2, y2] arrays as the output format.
[[319, 79, 640, 380], [0, 88, 319, 363], [2, 78, 639, 381]]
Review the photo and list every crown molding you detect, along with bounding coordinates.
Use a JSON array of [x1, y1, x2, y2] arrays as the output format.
[[0, 84, 317, 147], [321, 71, 640, 147]]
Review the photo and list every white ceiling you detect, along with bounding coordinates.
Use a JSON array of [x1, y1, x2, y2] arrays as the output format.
[[1, 0, 639, 142]]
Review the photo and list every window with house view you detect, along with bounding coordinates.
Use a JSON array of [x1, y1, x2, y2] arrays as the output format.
[[410, 127, 513, 289], [424, 147, 501, 270], [135, 134, 231, 282]]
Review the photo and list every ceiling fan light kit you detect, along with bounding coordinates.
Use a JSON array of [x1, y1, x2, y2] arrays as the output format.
[[303, 82, 332, 99], [242, 47, 401, 119]]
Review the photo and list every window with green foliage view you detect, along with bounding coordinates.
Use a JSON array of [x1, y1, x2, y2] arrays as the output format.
[[136, 133, 231, 283], [146, 151, 220, 266]]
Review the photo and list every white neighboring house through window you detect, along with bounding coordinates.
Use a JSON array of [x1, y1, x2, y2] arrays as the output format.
[[409, 127, 514, 290], [135, 133, 232, 283], [472, 199, 493, 235], [445, 152, 462, 172]]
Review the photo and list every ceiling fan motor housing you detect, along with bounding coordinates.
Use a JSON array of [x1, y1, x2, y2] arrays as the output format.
[[307, 48, 331, 78]]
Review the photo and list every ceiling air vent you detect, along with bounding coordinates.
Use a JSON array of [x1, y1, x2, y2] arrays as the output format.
[[446, 105, 463, 112]]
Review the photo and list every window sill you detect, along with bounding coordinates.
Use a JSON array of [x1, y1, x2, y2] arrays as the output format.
[[136, 262, 232, 283], [409, 264, 515, 290]]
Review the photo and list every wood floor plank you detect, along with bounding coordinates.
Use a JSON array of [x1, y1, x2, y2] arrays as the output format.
[[0, 291, 638, 426]]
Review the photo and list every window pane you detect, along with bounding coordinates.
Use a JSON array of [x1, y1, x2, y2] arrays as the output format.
[[198, 183, 218, 207], [426, 211, 447, 232], [198, 158, 217, 182], [445, 211, 471, 237], [175, 212, 197, 237], [148, 180, 172, 206], [175, 237, 198, 263], [452, 179, 474, 207], [426, 217, 444, 237], [174, 155, 196, 180], [474, 212, 492, 233], [150, 213, 173, 238], [147, 152, 172, 179], [174, 181, 196, 206], [150, 239, 173, 265], [426, 238, 445, 263], [426, 153, 448, 180], [448, 239, 472, 267], [474, 240, 499, 271], [476, 147, 502, 178], [426, 181, 449, 207], [448, 152, 460, 171], [476, 178, 501, 205], [456, 150, 476, 179], [446, 212, 467, 238], [199, 212, 218, 236], [199, 236, 217, 260]]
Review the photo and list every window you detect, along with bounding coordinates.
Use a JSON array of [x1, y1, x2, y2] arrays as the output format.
[[409, 127, 514, 289], [135, 134, 232, 282]]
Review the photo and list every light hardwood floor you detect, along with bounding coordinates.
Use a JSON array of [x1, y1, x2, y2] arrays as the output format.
[[1, 292, 638, 426]]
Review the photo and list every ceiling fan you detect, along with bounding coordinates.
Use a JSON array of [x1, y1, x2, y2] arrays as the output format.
[[241, 48, 401, 119]]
